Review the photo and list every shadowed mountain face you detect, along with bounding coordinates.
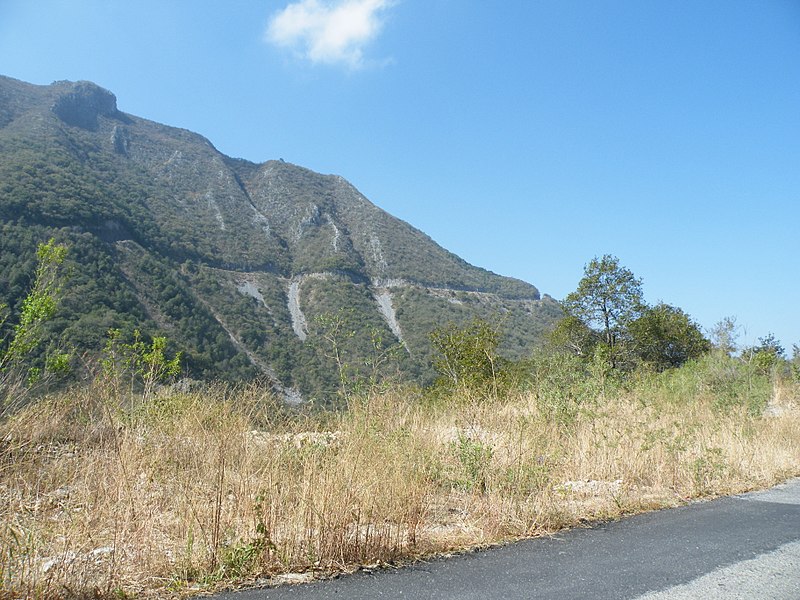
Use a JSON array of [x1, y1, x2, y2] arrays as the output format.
[[0, 75, 561, 402]]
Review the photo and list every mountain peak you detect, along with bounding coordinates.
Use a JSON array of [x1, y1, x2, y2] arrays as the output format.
[[51, 80, 124, 129], [0, 74, 560, 401]]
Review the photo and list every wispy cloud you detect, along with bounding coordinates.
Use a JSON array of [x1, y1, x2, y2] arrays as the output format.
[[266, 0, 393, 69]]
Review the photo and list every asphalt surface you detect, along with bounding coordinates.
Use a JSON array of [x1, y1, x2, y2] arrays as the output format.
[[213, 478, 800, 599]]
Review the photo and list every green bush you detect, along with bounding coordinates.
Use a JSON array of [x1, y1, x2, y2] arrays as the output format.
[[639, 351, 771, 415], [525, 349, 602, 422], [450, 432, 494, 492], [0, 238, 70, 414], [429, 318, 511, 399]]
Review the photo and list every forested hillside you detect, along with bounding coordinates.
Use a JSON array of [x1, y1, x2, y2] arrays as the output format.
[[0, 75, 561, 401]]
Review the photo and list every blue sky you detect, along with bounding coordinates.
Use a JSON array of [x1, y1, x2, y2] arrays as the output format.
[[1, 1, 799, 351]]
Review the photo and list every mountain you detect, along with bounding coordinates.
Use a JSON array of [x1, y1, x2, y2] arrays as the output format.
[[0, 75, 561, 402]]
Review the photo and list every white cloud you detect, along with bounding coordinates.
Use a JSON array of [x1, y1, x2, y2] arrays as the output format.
[[266, 0, 393, 69]]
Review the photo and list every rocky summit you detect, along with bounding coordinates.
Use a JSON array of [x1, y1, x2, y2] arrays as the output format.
[[0, 75, 561, 402]]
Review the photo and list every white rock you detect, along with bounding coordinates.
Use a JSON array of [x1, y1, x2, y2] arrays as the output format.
[[556, 479, 624, 496], [272, 572, 315, 585]]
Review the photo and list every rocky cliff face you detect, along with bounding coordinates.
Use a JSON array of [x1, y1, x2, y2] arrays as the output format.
[[50, 80, 126, 129], [0, 75, 561, 402]]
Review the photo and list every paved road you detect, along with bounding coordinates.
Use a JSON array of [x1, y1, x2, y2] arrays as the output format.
[[215, 479, 800, 599]]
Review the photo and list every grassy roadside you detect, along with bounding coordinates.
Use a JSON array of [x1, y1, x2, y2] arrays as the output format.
[[1, 353, 798, 599]]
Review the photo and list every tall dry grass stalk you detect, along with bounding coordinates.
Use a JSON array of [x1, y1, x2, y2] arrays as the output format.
[[1, 371, 798, 598]]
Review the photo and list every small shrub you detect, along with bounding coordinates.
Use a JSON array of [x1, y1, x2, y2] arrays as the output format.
[[101, 328, 182, 402], [526, 350, 595, 422], [217, 522, 274, 580], [691, 447, 728, 495], [450, 432, 494, 492]]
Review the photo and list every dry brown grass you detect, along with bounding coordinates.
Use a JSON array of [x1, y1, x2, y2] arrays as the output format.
[[1, 369, 798, 599]]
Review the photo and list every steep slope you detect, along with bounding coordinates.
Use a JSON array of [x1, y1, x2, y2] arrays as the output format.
[[0, 75, 561, 401]]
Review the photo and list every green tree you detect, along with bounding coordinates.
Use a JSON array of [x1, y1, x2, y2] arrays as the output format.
[[753, 333, 785, 358], [745, 332, 785, 375], [102, 328, 182, 401], [429, 317, 506, 397], [562, 255, 644, 367], [629, 303, 710, 371], [709, 316, 740, 356], [0, 238, 69, 413], [311, 309, 357, 399], [546, 314, 598, 358]]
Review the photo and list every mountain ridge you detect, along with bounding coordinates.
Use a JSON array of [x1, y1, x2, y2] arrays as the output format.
[[0, 74, 561, 401]]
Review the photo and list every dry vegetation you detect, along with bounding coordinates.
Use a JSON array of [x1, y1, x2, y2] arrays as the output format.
[[1, 356, 799, 599]]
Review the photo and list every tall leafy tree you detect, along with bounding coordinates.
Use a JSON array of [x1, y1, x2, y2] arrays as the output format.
[[753, 333, 785, 358], [709, 316, 740, 355], [629, 303, 710, 370], [562, 255, 644, 366], [745, 332, 786, 375]]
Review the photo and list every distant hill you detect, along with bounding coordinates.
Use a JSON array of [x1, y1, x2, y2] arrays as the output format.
[[0, 75, 561, 402]]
